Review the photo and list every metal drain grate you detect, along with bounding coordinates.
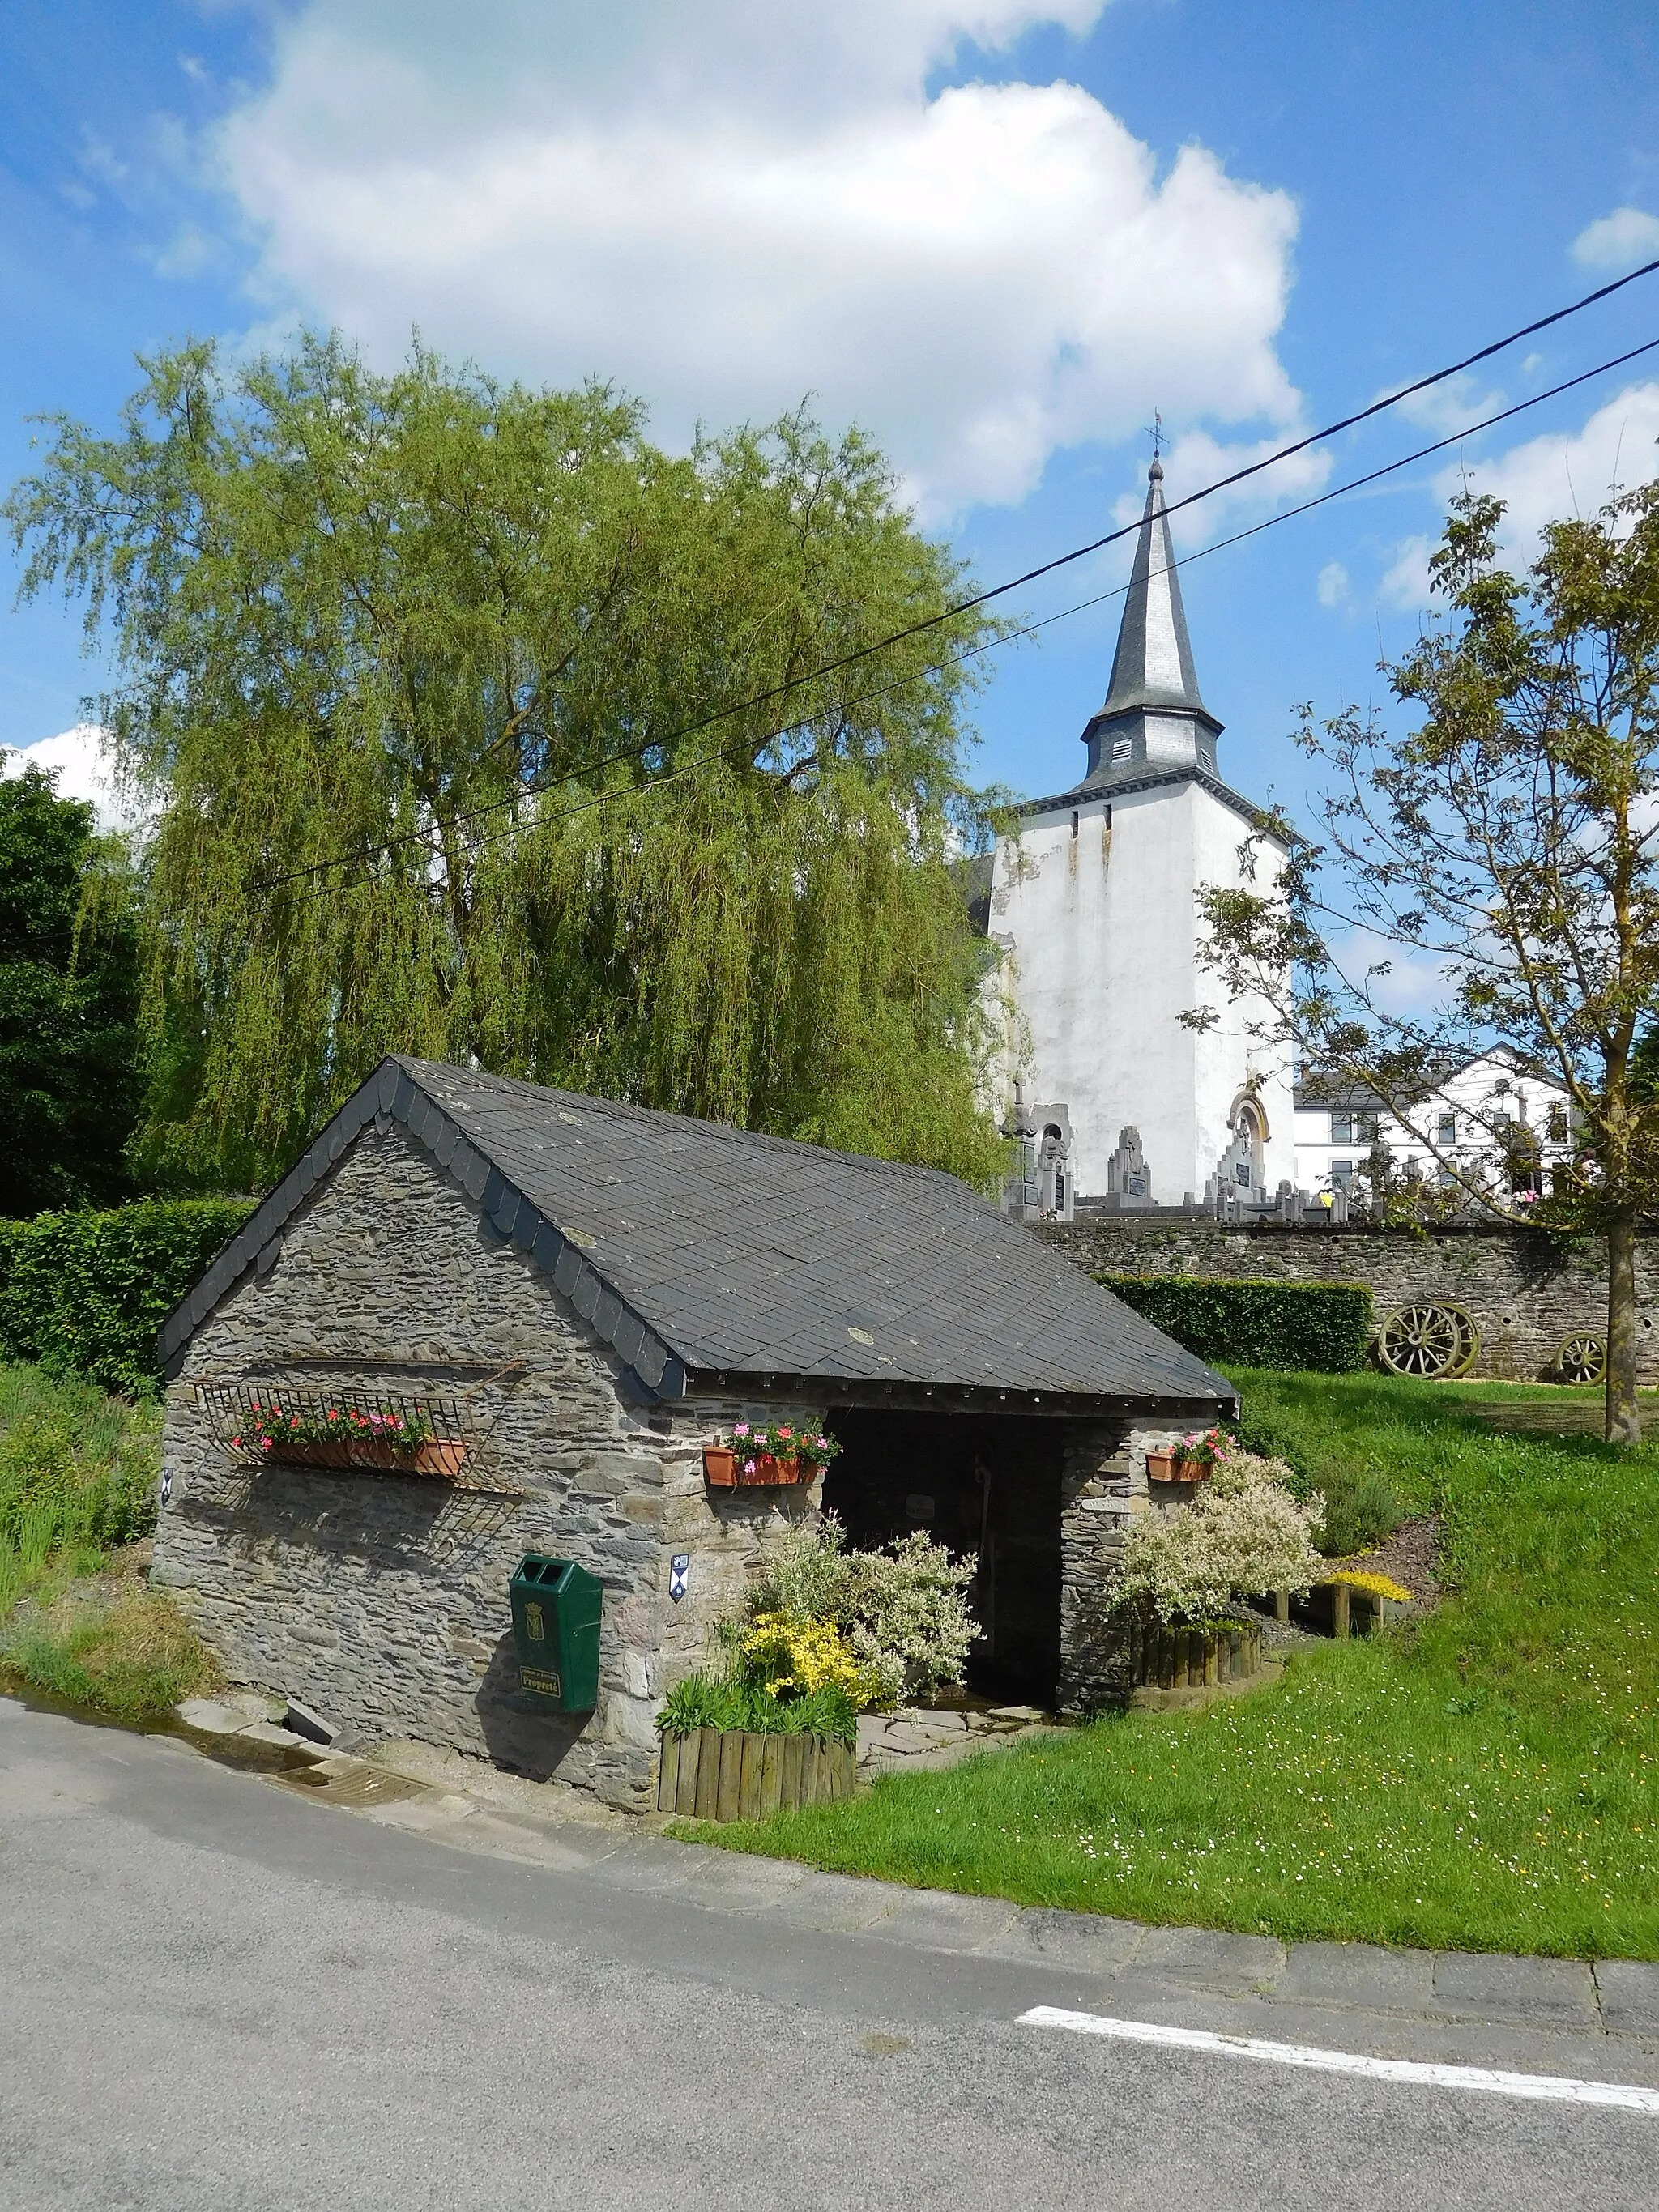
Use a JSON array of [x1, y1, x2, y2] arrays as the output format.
[[278, 1766, 429, 1807]]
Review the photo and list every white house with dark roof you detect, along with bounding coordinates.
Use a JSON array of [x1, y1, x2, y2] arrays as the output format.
[[979, 459, 1295, 1217], [1293, 1047, 1576, 1205]]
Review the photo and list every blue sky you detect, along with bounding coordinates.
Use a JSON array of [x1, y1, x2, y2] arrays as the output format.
[[2, 0, 1657, 827]]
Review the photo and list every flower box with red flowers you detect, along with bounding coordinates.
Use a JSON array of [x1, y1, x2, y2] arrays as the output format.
[[226, 1399, 469, 1478], [1145, 1428, 1223, 1484], [705, 1421, 842, 1489]]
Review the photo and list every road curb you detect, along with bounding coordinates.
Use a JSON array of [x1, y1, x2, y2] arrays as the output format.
[[202, 1719, 1659, 2055]]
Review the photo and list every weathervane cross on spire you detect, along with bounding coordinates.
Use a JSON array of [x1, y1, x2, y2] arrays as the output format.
[[1145, 408, 1166, 462]]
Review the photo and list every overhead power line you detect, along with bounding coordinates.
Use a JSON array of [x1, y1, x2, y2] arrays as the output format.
[[348, 328, 1659, 890], [260, 324, 1659, 910], [252, 259, 1659, 898]]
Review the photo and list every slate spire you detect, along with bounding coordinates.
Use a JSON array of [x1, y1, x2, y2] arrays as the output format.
[[1077, 455, 1222, 789], [1102, 458, 1212, 722]]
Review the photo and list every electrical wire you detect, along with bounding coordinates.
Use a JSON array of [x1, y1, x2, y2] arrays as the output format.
[[254, 325, 1659, 914], [249, 258, 1659, 898]]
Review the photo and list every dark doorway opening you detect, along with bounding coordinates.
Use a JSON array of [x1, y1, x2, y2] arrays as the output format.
[[823, 1408, 1063, 1706]]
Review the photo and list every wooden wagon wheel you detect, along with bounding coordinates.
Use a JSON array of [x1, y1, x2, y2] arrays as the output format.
[[1376, 1302, 1480, 1380], [1555, 1331, 1606, 1385], [1448, 1306, 1481, 1378]]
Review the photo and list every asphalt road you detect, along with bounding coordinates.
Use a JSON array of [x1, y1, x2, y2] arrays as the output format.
[[2, 1697, 1656, 2212]]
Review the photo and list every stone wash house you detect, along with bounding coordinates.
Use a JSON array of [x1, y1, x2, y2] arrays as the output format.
[[152, 1056, 1234, 1809]]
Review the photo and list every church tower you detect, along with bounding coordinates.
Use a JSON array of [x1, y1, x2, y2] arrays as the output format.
[[982, 458, 1294, 1213]]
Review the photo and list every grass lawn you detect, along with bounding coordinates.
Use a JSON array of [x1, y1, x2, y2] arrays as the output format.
[[684, 1370, 1659, 1958]]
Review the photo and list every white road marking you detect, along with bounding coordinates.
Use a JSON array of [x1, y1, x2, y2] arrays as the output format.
[[1018, 2005, 1659, 2114]]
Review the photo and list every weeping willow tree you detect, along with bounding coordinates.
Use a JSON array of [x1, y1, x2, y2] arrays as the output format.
[[7, 335, 1008, 1190]]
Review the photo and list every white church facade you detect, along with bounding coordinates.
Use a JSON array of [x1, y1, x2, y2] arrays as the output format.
[[978, 458, 1295, 1218]]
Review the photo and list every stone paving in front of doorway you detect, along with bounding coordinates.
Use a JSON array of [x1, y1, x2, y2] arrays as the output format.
[[856, 1703, 1064, 1773]]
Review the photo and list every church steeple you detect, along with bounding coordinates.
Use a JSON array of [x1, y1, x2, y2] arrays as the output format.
[[1078, 455, 1223, 790]]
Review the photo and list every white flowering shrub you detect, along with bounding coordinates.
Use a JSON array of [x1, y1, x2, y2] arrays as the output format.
[[1115, 1442, 1325, 1626], [746, 1513, 978, 1708]]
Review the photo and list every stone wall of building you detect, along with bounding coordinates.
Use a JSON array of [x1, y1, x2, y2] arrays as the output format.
[[152, 1119, 823, 1810], [1035, 1217, 1659, 1383], [1056, 1402, 1225, 1713]]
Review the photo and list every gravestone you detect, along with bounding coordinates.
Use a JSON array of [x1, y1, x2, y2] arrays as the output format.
[[1106, 1126, 1152, 1208]]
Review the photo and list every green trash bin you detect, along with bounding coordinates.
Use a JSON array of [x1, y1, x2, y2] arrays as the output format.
[[510, 1555, 603, 1712]]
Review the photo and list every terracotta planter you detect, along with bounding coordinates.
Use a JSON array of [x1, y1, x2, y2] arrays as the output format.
[[706, 1449, 821, 1488], [1145, 1449, 1210, 1482], [409, 1439, 470, 1478], [258, 1437, 469, 1477]]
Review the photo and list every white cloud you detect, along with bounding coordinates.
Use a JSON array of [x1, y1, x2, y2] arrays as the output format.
[[215, 0, 1306, 516], [1107, 424, 1331, 560], [154, 222, 215, 279], [1378, 381, 1659, 610], [1379, 533, 1434, 612], [1316, 560, 1348, 608], [1572, 207, 1659, 271], [1450, 381, 1659, 551], [1384, 368, 1505, 439], [2, 727, 141, 834]]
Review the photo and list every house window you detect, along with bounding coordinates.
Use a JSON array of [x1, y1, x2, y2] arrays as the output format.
[[1437, 1112, 1456, 1144], [1330, 1110, 1378, 1145], [1439, 1166, 1458, 1189], [1548, 1103, 1568, 1143], [1331, 1159, 1354, 1190]]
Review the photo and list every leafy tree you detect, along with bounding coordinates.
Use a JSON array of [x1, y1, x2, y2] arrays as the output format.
[[0, 764, 142, 1213], [1190, 484, 1659, 1444], [7, 336, 1006, 1191]]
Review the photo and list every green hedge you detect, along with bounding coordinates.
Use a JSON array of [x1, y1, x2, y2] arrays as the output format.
[[0, 1200, 254, 1397], [1100, 1273, 1373, 1373]]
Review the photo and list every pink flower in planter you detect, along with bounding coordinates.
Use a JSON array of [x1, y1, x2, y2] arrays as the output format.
[[744, 1459, 758, 1475]]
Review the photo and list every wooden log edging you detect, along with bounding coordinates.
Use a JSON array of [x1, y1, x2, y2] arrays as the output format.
[[1122, 1618, 1265, 1690], [656, 1728, 857, 1819]]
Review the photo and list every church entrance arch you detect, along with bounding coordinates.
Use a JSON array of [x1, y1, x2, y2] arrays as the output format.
[[1214, 1093, 1268, 1204]]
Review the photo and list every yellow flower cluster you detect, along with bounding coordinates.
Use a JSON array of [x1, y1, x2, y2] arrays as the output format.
[[742, 1612, 868, 1701], [1333, 1569, 1414, 1602]]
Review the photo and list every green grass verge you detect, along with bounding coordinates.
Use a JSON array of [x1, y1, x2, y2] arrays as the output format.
[[4, 1584, 221, 1724], [680, 1370, 1659, 1958], [0, 1361, 217, 1724]]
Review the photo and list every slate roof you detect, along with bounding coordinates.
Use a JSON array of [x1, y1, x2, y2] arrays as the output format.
[[1015, 763, 1272, 832], [1292, 1049, 1554, 1113], [160, 1057, 1235, 1411], [1097, 459, 1218, 729]]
